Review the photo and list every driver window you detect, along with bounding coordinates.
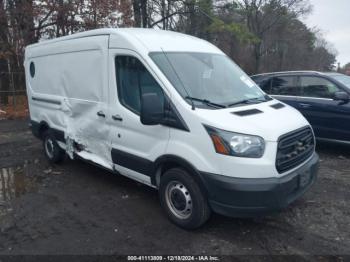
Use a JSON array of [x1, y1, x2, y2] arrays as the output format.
[[300, 76, 339, 99], [115, 56, 164, 115]]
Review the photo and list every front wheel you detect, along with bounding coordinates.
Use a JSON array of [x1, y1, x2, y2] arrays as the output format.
[[159, 168, 211, 229]]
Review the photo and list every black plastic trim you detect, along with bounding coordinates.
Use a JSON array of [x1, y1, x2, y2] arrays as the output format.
[[232, 109, 263, 116], [110, 151, 207, 190], [270, 103, 285, 109], [32, 96, 61, 105], [276, 126, 315, 173], [154, 154, 207, 193], [111, 148, 155, 177], [162, 97, 190, 132], [201, 153, 319, 217]]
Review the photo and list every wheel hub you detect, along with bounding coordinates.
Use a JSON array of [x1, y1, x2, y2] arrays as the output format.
[[165, 181, 193, 219], [45, 138, 54, 158], [171, 189, 187, 210]]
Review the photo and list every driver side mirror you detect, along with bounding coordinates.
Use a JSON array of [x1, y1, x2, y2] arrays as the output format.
[[333, 91, 349, 102], [140, 92, 164, 125]]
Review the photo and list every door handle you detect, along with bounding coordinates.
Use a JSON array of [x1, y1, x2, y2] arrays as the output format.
[[112, 114, 123, 121], [97, 110, 106, 117], [299, 103, 311, 108]]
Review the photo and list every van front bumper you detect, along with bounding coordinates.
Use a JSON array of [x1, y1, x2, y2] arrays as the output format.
[[200, 153, 319, 217]]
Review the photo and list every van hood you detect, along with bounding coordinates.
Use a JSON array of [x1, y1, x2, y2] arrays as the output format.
[[195, 100, 310, 142]]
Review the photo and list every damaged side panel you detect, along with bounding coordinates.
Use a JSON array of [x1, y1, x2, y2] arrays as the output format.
[[26, 35, 113, 170]]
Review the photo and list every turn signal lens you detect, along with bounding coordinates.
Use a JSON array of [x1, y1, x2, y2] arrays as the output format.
[[210, 134, 230, 155]]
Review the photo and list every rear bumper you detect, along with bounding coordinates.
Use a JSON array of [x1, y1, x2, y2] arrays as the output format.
[[200, 153, 319, 217]]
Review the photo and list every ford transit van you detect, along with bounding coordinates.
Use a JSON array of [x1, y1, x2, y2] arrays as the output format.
[[25, 29, 319, 229]]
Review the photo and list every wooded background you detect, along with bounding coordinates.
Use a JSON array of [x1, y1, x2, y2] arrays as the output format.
[[0, 0, 349, 111]]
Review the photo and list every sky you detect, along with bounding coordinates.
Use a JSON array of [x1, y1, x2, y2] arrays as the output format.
[[303, 0, 350, 67]]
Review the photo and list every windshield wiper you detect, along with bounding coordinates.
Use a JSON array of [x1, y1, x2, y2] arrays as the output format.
[[227, 96, 271, 107], [185, 96, 226, 108]]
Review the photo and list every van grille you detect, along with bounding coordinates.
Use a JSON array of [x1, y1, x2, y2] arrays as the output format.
[[276, 126, 314, 173]]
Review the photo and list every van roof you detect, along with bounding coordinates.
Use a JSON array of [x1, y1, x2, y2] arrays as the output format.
[[26, 28, 222, 54]]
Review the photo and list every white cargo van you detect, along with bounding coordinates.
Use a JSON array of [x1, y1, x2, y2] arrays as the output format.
[[25, 28, 319, 229]]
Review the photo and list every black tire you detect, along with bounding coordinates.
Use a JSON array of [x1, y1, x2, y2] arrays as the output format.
[[42, 130, 65, 164], [159, 168, 211, 229]]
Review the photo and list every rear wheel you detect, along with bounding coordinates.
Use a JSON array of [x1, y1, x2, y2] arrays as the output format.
[[159, 168, 211, 229], [43, 130, 65, 163]]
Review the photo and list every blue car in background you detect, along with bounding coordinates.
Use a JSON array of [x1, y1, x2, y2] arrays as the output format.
[[251, 71, 350, 144]]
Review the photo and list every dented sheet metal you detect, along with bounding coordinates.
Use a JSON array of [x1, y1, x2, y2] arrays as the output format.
[[25, 35, 113, 169], [63, 100, 111, 169]]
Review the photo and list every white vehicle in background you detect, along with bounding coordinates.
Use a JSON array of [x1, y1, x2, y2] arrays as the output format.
[[25, 29, 319, 229]]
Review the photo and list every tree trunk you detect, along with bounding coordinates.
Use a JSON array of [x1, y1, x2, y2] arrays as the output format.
[[140, 0, 148, 28], [20, 0, 36, 46], [161, 0, 166, 29], [133, 0, 141, 27], [254, 42, 262, 74], [0, 59, 10, 106], [187, 1, 196, 35], [56, 0, 66, 36], [0, 0, 9, 105]]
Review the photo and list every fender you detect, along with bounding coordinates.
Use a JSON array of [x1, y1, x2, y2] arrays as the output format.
[[154, 154, 208, 196]]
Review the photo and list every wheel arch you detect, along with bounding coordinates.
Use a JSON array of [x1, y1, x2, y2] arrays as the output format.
[[30, 120, 50, 139], [30, 120, 65, 143], [38, 121, 50, 138], [153, 155, 208, 196]]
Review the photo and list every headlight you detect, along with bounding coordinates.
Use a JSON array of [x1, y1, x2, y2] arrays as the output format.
[[204, 125, 265, 158]]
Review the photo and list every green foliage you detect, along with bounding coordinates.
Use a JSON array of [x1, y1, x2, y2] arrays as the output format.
[[208, 17, 260, 44]]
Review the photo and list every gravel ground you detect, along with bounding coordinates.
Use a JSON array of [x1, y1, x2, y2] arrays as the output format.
[[0, 119, 349, 260]]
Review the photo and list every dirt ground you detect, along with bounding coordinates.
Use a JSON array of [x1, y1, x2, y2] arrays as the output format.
[[0, 119, 349, 259]]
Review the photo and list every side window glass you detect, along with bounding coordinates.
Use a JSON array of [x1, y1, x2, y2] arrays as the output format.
[[30, 62, 35, 78], [300, 76, 340, 99], [115, 56, 164, 114], [271, 76, 299, 96], [256, 77, 272, 93]]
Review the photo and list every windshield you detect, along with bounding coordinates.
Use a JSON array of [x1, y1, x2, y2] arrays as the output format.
[[330, 74, 350, 88], [149, 52, 267, 108]]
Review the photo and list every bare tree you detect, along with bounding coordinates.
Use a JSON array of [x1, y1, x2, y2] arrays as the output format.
[[0, 0, 339, 107], [132, 0, 149, 27], [237, 0, 311, 73]]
